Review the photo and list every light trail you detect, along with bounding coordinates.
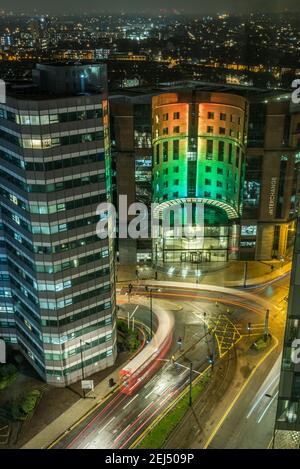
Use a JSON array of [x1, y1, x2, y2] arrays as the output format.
[[122, 394, 139, 410]]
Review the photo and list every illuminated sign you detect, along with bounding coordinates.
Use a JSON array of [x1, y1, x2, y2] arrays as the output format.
[[241, 225, 257, 236], [268, 177, 277, 216]]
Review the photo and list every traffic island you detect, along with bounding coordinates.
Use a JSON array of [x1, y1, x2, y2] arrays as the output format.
[[134, 371, 211, 449]]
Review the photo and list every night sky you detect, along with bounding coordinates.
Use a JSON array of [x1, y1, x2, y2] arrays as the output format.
[[1, 0, 300, 14]]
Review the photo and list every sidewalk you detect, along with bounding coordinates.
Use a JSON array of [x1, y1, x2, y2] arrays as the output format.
[[117, 259, 291, 288], [22, 364, 123, 449]]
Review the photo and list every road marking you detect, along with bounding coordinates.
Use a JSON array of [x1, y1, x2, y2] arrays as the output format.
[[203, 335, 279, 449], [138, 402, 153, 417], [97, 416, 116, 434], [145, 388, 158, 398], [114, 424, 130, 443], [246, 373, 280, 419], [122, 394, 139, 410], [257, 391, 278, 424]]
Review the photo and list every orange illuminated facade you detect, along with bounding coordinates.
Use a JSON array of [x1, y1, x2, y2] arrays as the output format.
[[152, 91, 249, 264]]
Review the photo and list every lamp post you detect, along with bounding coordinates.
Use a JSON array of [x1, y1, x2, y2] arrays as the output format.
[[80, 339, 90, 398], [189, 361, 193, 407], [243, 261, 248, 288], [145, 286, 153, 340]]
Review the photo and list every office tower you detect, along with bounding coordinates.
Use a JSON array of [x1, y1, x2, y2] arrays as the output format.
[[110, 93, 152, 265], [242, 96, 300, 261], [152, 91, 248, 265], [274, 216, 300, 449], [0, 63, 117, 386]]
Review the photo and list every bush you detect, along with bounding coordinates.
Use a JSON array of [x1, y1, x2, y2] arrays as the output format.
[[127, 335, 140, 352], [0, 364, 18, 390], [117, 319, 141, 352], [21, 390, 40, 414], [117, 319, 129, 334], [9, 390, 41, 421]]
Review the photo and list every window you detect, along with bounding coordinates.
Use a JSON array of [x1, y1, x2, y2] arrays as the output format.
[[204, 191, 211, 197], [173, 191, 179, 197], [163, 141, 168, 162], [174, 179, 179, 186], [163, 127, 168, 135], [206, 140, 213, 160], [173, 140, 179, 160], [207, 126, 213, 133], [236, 147, 240, 167], [230, 129, 235, 137], [219, 127, 226, 135], [217, 181, 223, 187], [217, 168, 223, 175], [220, 113, 226, 121], [173, 112, 180, 119], [163, 168, 168, 175], [174, 166, 179, 173], [205, 166, 212, 172], [229, 143, 233, 164], [218, 141, 225, 161], [163, 113, 169, 121], [205, 179, 211, 185], [156, 145, 160, 164], [173, 126, 180, 133], [208, 112, 214, 119], [163, 181, 168, 188], [12, 213, 20, 225], [216, 193, 222, 199]]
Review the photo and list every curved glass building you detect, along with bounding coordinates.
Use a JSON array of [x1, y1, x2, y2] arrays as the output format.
[[152, 91, 248, 265]]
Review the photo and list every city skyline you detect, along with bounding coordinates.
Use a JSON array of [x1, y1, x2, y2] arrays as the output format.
[[1, 0, 300, 15], [0, 2, 300, 454]]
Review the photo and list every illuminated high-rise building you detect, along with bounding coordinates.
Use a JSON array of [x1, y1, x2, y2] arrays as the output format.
[[152, 91, 248, 265], [0, 63, 117, 386], [273, 215, 300, 448]]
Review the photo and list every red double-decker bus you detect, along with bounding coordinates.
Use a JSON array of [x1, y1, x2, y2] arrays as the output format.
[[119, 307, 174, 395]]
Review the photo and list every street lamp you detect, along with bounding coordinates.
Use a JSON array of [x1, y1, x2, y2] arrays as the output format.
[[243, 261, 248, 288], [145, 286, 153, 340], [80, 339, 90, 398], [196, 253, 200, 284], [189, 360, 193, 407]]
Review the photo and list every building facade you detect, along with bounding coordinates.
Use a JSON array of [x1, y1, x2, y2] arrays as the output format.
[[152, 91, 248, 265], [110, 82, 300, 266], [110, 93, 153, 265], [274, 216, 300, 449], [0, 63, 117, 386], [241, 96, 300, 261]]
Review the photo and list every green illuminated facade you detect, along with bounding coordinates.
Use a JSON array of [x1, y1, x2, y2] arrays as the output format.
[[152, 91, 248, 264]]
